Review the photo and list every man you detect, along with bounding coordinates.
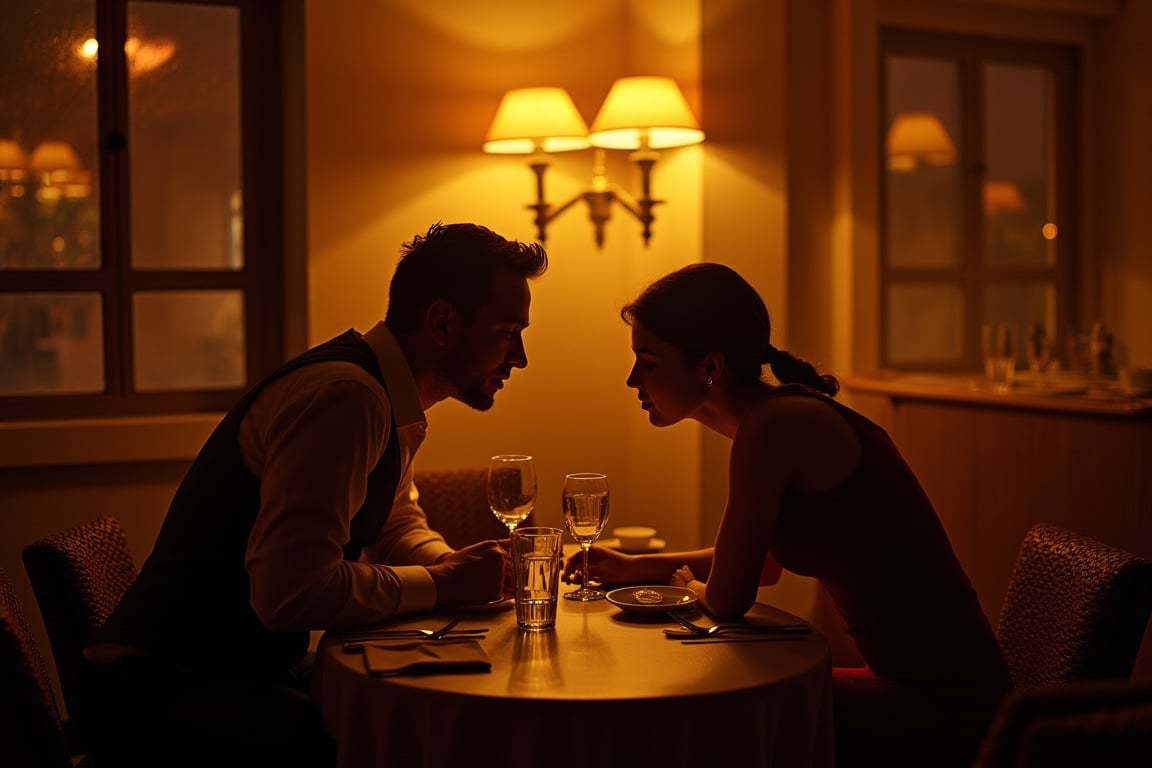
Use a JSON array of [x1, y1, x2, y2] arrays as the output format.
[[84, 222, 548, 766]]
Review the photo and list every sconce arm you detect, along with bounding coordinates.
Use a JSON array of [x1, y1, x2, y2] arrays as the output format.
[[528, 156, 584, 243], [523, 147, 665, 247]]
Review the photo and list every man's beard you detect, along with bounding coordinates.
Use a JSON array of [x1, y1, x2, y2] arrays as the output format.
[[455, 384, 496, 412]]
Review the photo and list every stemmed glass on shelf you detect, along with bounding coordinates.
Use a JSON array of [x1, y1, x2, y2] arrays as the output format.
[[562, 472, 610, 601], [487, 454, 537, 536]]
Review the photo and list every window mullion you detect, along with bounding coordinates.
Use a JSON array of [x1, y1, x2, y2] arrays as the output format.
[[962, 56, 986, 370], [97, 0, 132, 398]]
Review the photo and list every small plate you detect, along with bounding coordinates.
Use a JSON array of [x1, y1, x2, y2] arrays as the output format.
[[606, 585, 698, 615], [597, 537, 668, 554]]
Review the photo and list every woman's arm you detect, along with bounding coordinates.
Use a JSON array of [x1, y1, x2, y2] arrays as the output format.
[[562, 546, 715, 586], [698, 405, 797, 619]]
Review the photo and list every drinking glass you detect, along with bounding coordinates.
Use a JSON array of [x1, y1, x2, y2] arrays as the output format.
[[562, 472, 610, 602], [1026, 323, 1054, 376], [487, 454, 537, 536], [982, 323, 1016, 393]]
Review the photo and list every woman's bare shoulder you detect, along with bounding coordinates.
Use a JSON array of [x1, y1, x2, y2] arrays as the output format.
[[744, 389, 857, 453]]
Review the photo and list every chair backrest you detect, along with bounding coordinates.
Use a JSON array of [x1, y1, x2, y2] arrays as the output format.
[[0, 566, 74, 768], [21, 514, 138, 747], [974, 680, 1152, 768], [997, 523, 1152, 688], [415, 467, 534, 548]]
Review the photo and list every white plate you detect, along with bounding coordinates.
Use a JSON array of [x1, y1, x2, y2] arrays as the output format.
[[597, 537, 668, 553], [606, 585, 698, 615]]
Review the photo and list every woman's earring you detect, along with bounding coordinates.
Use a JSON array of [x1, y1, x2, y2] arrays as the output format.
[[705, 376, 713, 387]]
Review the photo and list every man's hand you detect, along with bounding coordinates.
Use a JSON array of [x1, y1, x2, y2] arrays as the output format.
[[498, 538, 514, 597], [426, 540, 508, 606]]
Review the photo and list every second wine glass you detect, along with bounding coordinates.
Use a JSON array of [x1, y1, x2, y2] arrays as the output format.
[[562, 472, 610, 601], [487, 454, 537, 536]]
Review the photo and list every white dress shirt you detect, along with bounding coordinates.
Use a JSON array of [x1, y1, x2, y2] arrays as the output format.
[[239, 322, 453, 631]]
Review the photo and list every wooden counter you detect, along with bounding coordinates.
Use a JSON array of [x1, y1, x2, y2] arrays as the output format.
[[841, 372, 1152, 638], [843, 371, 1152, 419]]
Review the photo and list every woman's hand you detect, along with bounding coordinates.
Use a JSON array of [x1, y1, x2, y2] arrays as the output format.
[[562, 545, 636, 587], [498, 538, 514, 597], [670, 564, 696, 588]]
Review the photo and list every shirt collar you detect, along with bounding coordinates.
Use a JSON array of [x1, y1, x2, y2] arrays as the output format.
[[361, 322, 426, 429]]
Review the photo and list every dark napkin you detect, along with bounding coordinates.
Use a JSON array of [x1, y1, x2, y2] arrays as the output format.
[[361, 638, 491, 676]]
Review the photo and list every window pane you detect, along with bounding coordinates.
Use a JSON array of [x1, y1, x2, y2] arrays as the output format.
[[0, 292, 104, 394], [886, 282, 965, 365], [885, 56, 962, 269], [129, 2, 242, 270], [984, 63, 1055, 268], [0, 1, 101, 270], [133, 290, 245, 391]]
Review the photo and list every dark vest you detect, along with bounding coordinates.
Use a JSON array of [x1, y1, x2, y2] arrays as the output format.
[[93, 330, 401, 679]]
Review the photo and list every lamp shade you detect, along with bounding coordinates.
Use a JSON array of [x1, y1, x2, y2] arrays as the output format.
[[28, 141, 82, 172], [588, 76, 704, 150], [483, 87, 590, 155], [0, 140, 27, 170], [983, 179, 1026, 215], [886, 112, 956, 170]]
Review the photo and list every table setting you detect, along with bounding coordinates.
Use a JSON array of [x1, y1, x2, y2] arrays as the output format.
[[312, 464, 834, 768]]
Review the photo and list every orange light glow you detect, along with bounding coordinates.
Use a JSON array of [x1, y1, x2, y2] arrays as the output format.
[[1042, 223, 1058, 240]]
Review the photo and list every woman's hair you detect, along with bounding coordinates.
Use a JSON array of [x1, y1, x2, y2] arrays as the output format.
[[621, 262, 839, 396], [385, 222, 548, 333]]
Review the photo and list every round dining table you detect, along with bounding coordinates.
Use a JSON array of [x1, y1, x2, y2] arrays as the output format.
[[311, 588, 834, 768]]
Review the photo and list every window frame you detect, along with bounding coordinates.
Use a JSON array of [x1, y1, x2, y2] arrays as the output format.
[[0, 0, 287, 421], [878, 27, 1081, 373]]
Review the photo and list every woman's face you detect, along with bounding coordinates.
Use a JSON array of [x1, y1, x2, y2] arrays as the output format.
[[625, 321, 706, 427]]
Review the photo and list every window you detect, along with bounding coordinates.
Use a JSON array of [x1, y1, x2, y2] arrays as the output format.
[[0, 0, 286, 420], [879, 29, 1080, 372]]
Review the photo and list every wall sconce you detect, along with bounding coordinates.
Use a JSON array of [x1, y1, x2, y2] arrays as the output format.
[[886, 112, 956, 171], [484, 76, 704, 248]]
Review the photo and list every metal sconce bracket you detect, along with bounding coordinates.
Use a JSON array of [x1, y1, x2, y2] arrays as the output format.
[[527, 149, 662, 249]]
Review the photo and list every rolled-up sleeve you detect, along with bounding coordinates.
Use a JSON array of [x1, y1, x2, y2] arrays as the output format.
[[241, 363, 441, 632]]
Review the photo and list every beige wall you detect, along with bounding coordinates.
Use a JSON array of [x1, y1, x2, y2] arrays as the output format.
[[3, 0, 1150, 712], [304, 0, 709, 547]]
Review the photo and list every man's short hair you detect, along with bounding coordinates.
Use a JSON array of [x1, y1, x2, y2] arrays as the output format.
[[384, 222, 548, 333]]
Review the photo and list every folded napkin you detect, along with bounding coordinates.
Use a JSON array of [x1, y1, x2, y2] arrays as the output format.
[[362, 638, 491, 677]]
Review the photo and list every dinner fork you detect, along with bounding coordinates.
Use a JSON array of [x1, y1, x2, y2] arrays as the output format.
[[340, 619, 488, 642], [664, 612, 809, 637], [340, 619, 489, 652]]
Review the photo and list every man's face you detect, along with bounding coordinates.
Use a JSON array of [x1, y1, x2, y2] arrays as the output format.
[[444, 268, 531, 411]]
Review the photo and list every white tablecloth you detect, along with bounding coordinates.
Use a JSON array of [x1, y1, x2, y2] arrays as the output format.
[[312, 595, 833, 768]]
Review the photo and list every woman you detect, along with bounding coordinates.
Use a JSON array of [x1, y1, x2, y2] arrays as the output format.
[[565, 263, 1010, 767]]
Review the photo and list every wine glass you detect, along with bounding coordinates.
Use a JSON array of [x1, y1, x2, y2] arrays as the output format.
[[487, 455, 537, 536], [562, 472, 610, 601], [1026, 323, 1054, 377]]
